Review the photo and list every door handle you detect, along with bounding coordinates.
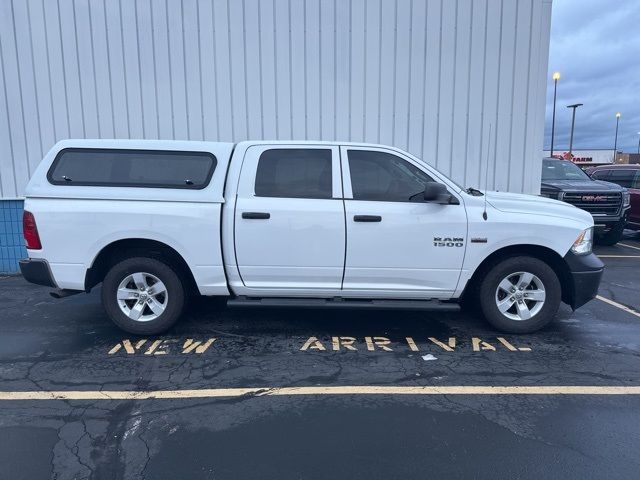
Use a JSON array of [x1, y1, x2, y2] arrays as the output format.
[[353, 215, 382, 222], [242, 212, 270, 219]]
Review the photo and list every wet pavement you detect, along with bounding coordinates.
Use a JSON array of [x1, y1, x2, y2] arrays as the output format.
[[1, 233, 639, 479]]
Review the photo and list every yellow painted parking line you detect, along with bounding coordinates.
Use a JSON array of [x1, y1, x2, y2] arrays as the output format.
[[618, 242, 640, 251], [596, 295, 640, 319], [1, 385, 640, 400]]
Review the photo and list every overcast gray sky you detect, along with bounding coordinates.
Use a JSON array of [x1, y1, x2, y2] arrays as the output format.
[[544, 0, 640, 152]]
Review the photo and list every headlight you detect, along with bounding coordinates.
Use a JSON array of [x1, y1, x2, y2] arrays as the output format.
[[571, 227, 594, 255], [540, 191, 561, 200], [622, 191, 630, 207]]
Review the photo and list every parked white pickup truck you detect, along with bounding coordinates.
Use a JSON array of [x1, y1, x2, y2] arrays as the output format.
[[20, 140, 604, 335]]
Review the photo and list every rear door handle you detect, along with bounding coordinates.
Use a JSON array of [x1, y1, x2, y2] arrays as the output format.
[[353, 215, 382, 222], [242, 212, 270, 219]]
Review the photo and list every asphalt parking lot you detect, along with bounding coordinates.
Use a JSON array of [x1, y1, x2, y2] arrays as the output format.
[[1, 233, 640, 479]]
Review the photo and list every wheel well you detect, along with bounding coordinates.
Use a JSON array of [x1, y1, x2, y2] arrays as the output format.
[[85, 239, 198, 294], [461, 244, 572, 305]]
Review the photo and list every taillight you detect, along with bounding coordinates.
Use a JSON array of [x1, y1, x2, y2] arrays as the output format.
[[23, 210, 42, 250]]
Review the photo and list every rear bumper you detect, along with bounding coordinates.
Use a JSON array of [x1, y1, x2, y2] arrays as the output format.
[[19, 258, 57, 288], [563, 251, 604, 309]]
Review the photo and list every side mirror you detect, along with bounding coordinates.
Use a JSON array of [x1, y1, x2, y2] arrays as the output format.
[[423, 182, 456, 204]]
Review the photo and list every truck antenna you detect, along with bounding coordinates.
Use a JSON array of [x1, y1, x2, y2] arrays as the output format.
[[482, 123, 492, 221]]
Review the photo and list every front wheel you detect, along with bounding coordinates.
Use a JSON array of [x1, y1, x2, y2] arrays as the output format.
[[478, 256, 561, 333], [101, 257, 185, 335]]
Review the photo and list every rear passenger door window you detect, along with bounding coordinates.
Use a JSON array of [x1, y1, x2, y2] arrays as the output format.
[[48, 148, 216, 189], [254, 149, 333, 199]]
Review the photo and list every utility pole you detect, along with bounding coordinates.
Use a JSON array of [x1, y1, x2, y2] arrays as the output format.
[[550, 72, 561, 157], [614, 113, 621, 162]]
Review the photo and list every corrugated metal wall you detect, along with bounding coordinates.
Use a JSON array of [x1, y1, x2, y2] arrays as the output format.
[[0, 0, 552, 198]]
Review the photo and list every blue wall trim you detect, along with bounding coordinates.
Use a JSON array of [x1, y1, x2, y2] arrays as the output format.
[[0, 200, 27, 273]]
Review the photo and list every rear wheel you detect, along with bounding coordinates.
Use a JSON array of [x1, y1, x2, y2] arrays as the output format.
[[595, 220, 625, 246], [101, 257, 185, 335], [478, 256, 561, 333]]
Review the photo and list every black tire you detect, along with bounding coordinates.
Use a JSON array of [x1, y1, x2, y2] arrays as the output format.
[[595, 221, 625, 246], [478, 256, 561, 334], [101, 257, 185, 335]]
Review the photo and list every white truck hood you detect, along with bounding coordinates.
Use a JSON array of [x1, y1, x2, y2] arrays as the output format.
[[485, 191, 593, 225]]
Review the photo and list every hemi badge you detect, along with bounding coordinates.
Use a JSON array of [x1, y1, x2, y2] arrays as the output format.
[[471, 238, 488, 243]]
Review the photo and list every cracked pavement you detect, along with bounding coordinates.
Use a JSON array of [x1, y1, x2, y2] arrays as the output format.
[[1, 234, 640, 479]]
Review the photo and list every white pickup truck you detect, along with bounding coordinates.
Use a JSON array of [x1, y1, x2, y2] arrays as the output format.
[[20, 140, 604, 335]]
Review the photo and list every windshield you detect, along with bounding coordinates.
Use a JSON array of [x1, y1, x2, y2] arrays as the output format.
[[541, 159, 591, 181]]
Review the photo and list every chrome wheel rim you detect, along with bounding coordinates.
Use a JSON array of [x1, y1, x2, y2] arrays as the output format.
[[495, 271, 546, 321], [117, 272, 168, 322]]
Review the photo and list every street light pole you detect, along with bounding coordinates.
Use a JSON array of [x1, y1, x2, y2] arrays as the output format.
[[566, 103, 583, 156], [614, 112, 621, 162], [550, 72, 561, 157], [637, 132, 640, 155]]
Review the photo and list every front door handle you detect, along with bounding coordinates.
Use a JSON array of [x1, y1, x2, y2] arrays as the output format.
[[242, 212, 270, 219], [353, 215, 382, 222]]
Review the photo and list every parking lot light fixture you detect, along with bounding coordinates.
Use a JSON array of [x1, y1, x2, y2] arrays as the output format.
[[550, 72, 561, 157], [614, 113, 621, 161]]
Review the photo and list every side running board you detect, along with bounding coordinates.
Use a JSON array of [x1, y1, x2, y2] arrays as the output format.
[[226, 296, 460, 311]]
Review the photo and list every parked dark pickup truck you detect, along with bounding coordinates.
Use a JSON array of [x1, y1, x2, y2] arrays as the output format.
[[541, 158, 631, 245], [587, 164, 640, 233]]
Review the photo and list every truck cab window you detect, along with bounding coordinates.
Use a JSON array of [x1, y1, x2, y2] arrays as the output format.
[[347, 150, 434, 202], [607, 170, 635, 189], [590, 170, 609, 180], [254, 149, 333, 199]]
